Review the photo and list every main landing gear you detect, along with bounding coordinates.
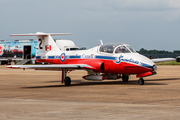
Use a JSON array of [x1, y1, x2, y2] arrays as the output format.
[[64, 77, 71, 86], [61, 69, 71, 86], [122, 74, 129, 82], [138, 77, 144, 85]]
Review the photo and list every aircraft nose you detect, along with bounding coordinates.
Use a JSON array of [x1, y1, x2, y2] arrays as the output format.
[[127, 53, 157, 71], [140, 55, 157, 70], [152, 64, 157, 70], [147, 58, 157, 70]]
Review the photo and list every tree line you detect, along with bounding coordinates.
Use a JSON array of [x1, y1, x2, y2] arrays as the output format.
[[137, 48, 180, 58]]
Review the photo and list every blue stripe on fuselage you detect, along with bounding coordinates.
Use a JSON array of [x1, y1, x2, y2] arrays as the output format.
[[48, 56, 55, 59], [95, 56, 116, 60], [140, 63, 153, 70], [67, 55, 81, 59], [36, 55, 117, 61], [36, 56, 41, 59]]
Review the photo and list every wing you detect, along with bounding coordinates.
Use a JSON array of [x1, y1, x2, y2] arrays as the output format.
[[151, 58, 175, 63], [7, 64, 92, 69]]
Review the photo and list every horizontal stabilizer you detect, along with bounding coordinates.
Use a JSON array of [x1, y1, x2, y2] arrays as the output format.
[[10, 32, 72, 36]]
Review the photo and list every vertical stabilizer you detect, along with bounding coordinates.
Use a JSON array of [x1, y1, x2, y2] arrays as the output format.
[[10, 32, 72, 54], [37, 34, 60, 53]]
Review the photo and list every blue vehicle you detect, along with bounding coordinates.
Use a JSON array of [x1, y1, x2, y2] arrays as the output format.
[[0, 39, 39, 65]]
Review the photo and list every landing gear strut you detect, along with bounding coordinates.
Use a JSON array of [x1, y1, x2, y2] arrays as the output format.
[[122, 74, 129, 82], [138, 77, 144, 85], [61, 68, 71, 86]]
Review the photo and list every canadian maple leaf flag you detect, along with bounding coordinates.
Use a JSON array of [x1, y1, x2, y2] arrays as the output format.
[[45, 45, 51, 51]]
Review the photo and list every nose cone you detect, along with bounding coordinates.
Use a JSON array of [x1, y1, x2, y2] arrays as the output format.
[[127, 53, 156, 71], [139, 54, 157, 71]]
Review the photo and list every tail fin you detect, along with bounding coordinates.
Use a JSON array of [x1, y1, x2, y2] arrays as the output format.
[[10, 32, 72, 53]]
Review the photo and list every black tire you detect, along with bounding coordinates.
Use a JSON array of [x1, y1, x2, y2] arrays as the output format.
[[64, 77, 71, 86], [138, 78, 144, 85], [122, 74, 129, 82]]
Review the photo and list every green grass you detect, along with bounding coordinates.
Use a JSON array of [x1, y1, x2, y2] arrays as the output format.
[[156, 60, 180, 65]]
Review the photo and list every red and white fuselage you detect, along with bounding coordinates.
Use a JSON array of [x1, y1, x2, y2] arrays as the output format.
[[36, 42, 156, 78]]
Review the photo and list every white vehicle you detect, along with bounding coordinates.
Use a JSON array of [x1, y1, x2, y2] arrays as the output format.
[[55, 39, 78, 51]]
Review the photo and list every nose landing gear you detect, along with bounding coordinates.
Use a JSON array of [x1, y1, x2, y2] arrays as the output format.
[[138, 77, 144, 85]]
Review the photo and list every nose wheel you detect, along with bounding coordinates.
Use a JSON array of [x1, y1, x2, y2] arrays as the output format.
[[138, 77, 144, 85]]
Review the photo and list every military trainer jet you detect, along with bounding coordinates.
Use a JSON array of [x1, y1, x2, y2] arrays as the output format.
[[7, 32, 175, 86]]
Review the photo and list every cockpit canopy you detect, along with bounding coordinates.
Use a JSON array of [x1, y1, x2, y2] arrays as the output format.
[[99, 43, 136, 54]]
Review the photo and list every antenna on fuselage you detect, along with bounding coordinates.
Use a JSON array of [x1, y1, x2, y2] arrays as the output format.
[[99, 40, 103, 45]]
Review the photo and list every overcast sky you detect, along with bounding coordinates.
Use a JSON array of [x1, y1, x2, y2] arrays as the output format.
[[1, 0, 180, 51]]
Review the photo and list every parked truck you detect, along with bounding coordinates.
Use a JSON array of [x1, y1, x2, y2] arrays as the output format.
[[0, 39, 78, 65]]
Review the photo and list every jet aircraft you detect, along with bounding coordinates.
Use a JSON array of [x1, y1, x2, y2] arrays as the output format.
[[7, 32, 175, 86]]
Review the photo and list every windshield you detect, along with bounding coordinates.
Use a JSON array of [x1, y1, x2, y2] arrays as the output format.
[[99, 43, 135, 53], [99, 43, 119, 53], [127, 45, 136, 53], [115, 46, 130, 53]]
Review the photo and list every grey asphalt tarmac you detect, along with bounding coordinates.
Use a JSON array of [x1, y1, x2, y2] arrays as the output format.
[[0, 66, 180, 120]]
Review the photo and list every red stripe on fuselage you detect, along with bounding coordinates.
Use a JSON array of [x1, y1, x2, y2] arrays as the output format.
[[36, 58, 153, 74]]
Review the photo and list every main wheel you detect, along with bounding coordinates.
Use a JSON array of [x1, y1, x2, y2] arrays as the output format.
[[138, 78, 144, 85], [64, 77, 71, 86], [122, 74, 129, 82]]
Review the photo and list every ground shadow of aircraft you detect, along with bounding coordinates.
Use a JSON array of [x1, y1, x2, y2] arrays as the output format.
[[21, 79, 169, 89]]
